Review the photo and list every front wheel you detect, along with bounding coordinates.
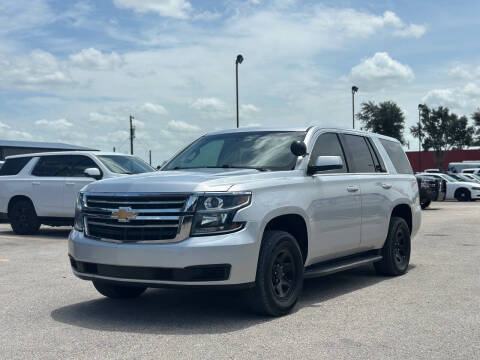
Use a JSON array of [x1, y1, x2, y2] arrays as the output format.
[[420, 200, 431, 209], [93, 281, 147, 299], [374, 217, 411, 276], [455, 188, 471, 202], [246, 231, 304, 316]]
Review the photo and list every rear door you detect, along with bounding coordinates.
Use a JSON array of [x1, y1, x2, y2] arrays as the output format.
[[340, 134, 391, 249], [308, 132, 362, 262], [30, 155, 68, 217], [63, 155, 102, 217]]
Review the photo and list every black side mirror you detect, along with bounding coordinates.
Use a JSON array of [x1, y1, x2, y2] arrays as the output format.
[[291, 141, 307, 156]]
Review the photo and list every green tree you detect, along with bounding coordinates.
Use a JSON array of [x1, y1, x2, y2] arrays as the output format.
[[356, 101, 405, 144], [410, 105, 474, 169], [472, 109, 480, 144]]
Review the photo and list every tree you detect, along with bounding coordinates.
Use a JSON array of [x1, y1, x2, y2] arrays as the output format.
[[473, 109, 480, 144], [410, 105, 475, 169], [356, 101, 405, 144]]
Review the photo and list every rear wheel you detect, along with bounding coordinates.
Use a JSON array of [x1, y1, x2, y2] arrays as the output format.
[[93, 281, 147, 299], [374, 217, 411, 276], [9, 199, 41, 235], [246, 231, 304, 316], [455, 188, 471, 202], [420, 200, 431, 209]]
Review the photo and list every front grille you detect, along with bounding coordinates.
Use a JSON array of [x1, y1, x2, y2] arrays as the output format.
[[84, 193, 192, 243]]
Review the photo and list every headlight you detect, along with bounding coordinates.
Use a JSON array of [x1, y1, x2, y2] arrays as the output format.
[[74, 192, 85, 231], [191, 192, 251, 236]]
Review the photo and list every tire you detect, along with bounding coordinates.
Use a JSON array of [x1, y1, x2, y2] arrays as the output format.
[[374, 217, 411, 276], [93, 281, 147, 299], [246, 231, 304, 316], [9, 199, 41, 235], [455, 188, 471, 202], [420, 200, 431, 209]]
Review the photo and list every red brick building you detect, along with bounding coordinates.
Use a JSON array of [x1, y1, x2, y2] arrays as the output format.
[[406, 149, 480, 172]]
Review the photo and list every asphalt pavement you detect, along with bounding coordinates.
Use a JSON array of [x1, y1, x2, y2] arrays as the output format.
[[0, 202, 479, 359]]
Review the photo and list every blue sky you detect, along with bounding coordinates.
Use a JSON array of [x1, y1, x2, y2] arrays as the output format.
[[1, 0, 479, 164]]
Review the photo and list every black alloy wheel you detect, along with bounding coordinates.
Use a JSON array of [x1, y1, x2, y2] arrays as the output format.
[[271, 249, 296, 300], [9, 199, 41, 235]]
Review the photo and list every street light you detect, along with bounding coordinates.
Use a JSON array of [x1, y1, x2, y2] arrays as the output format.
[[352, 86, 359, 129], [235, 54, 244, 128], [418, 104, 424, 172]]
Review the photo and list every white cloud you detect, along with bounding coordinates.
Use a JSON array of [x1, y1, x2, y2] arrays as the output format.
[[394, 24, 427, 38], [69, 48, 124, 70], [190, 97, 231, 118], [89, 112, 119, 124], [35, 118, 73, 130], [449, 64, 480, 80], [113, 0, 192, 19], [0, 50, 74, 90], [350, 52, 414, 90], [140, 102, 168, 115], [423, 82, 480, 109], [167, 120, 201, 132]]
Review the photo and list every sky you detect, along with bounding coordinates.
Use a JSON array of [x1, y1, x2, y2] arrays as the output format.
[[1, 0, 480, 165]]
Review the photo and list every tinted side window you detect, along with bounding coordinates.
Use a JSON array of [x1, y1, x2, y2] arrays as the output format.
[[342, 134, 376, 173], [380, 139, 413, 175], [366, 138, 386, 172], [309, 133, 347, 173], [69, 156, 99, 177], [32, 156, 70, 177], [0, 157, 33, 176]]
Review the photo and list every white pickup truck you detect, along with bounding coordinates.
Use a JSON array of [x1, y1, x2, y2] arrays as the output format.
[[0, 151, 154, 234], [69, 127, 421, 316]]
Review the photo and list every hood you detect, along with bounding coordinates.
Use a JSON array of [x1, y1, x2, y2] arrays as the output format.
[[85, 168, 281, 193]]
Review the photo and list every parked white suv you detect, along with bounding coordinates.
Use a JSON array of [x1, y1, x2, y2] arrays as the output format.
[[416, 172, 480, 201], [0, 151, 154, 234], [69, 128, 421, 316]]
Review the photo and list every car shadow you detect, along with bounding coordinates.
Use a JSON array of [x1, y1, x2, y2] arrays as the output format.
[[0, 226, 71, 239], [51, 264, 414, 335]]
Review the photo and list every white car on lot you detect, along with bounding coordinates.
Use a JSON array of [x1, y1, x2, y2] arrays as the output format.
[[69, 127, 421, 316], [416, 172, 480, 201], [0, 151, 154, 234], [461, 168, 480, 175]]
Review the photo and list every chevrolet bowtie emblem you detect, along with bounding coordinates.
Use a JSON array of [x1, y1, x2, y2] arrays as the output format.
[[111, 207, 137, 223]]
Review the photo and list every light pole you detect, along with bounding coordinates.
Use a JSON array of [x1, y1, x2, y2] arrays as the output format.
[[417, 104, 423, 172], [235, 54, 244, 128], [352, 86, 358, 129]]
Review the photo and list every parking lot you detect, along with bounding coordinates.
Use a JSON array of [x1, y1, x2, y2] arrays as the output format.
[[0, 202, 478, 359]]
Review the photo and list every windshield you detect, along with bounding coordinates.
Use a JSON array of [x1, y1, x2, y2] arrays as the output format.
[[98, 155, 154, 174], [164, 131, 306, 171], [449, 174, 467, 182], [440, 174, 457, 182]]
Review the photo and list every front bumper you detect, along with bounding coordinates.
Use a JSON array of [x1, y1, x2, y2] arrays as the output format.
[[68, 222, 261, 286], [472, 189, 480, 199]]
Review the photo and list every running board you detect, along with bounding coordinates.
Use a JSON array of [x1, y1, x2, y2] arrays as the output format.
[[304, 253, 383, 279]]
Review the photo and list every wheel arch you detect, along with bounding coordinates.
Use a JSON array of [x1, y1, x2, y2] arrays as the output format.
[[261, 208, 309, 264], [7, 195, 36, 216], [390, 203, 412, 235]]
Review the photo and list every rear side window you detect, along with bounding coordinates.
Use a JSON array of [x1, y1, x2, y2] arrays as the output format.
[[309, 133, 348, 173], [32, 155, 70, 177], [341, 134, 376, 173], [0, 157, 33, 176], [380, 139, 413, 174]]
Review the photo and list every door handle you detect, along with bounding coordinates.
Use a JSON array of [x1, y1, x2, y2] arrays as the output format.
[[32, 182, 40, 186], [347, 185, 359, 193], [65, 182, 75, 186], [381, 183, 392, 189]]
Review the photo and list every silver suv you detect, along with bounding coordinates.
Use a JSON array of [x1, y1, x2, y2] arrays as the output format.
[[69, 127, 421, 316]]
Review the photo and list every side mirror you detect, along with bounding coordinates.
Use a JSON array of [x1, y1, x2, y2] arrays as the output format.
[[84, 167, 102, 180], [290, 141, 307, 156], [307, 156, 343, 175]]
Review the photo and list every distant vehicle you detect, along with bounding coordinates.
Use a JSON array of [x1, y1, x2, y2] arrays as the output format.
[[424, 169, 441, 173], [0, 161, 4, 170], [458, 173, 480, 183], [461, 168, 480, 175], [0, 151, 155, 234], [447, 162, 480, 173], [416, 174, 446, 209], [417, 172, 480, 201]]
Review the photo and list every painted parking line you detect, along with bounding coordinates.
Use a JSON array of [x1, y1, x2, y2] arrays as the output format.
[[0, 259, 9, 262]]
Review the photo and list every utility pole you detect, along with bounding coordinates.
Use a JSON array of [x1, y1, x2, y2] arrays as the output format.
[[235, 54, 244, 128], [129, 115, 135, 155], [351, 86, 359, 129], [149, 150, 152, 166], [418, 104, 423, 172]]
